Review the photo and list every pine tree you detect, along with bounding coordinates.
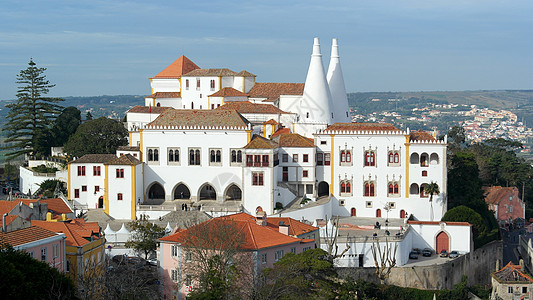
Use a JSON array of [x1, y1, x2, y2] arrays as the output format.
[[2, 59, 63, 160]]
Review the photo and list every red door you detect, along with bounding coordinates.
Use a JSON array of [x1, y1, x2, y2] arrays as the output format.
[[436, 231, 449, 253], [376, 209, 381, 218], [351, 208, 356, 216], [400, 210, 406, 218]]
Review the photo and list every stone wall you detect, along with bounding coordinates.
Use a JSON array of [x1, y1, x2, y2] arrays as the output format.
[[337, 240, 502, 290]]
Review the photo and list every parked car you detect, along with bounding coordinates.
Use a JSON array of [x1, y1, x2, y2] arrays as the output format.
[[439, 250, 448, 257], [422, 248, 432, 257], [449, 251, 459, 258], [409, 251, 419, 259]]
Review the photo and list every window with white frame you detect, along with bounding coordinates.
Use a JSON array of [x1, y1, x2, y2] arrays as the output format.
[[147, 148, 159, 163], [275, 250, 284, 261], [340, 180, 352, 196], [230, 149, 243, 165], [261, 253, 267, 264], [252, 172, 264, 186], [171, 245, 178, 257], [185, 251, 192, 262], [387, 150, 400, 166], [41, 248, 47, 261], [168, 148, 180, 165], [364, 150, 376, 167], [171, 269, 178, 282], [189, 148, 201, 165], [209, 149, 222, 166], [364, 181, 376, 197], [340, 150, 352, 166], [210, 79, 215, 91], [388, 181, 400, 197], [53, 244, 59, 258], [196, 78, 201, 90]]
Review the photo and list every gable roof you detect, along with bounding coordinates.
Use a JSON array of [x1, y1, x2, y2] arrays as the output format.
[[146, 92, 181, 99], [209, 87, 248, 98], [409, 130, 436, 142], [0, 226, 60, 247], [243, 135, 278, 149], [215, 101, 290, 115], [147, 109, 250, 129], [248, 83, 304, 102], [32, 219, 100, 247], [107, 154, 141, 166], [152, 55, 200, 79], [227, 213, 318, 237], [235, 70, 256, 77], [127, 106, 173, 114], [183, 68, 237, 77], [323, 123, 401, 134], [272, 133, 314, 148], [68, 154, 117, 164], [271, 128, 291, 138], [160, 213, 314, 250], [484, 186, 520, 205], [263, 119, 279, 125], [491, 262, 533, 283]]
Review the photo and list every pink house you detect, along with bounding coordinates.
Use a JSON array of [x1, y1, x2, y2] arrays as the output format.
[[484, 186, 525, 225], [158, 212, 317, 300], [0, 225, 67, 271]]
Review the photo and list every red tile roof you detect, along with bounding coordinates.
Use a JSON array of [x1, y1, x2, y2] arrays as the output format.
[[271, 128, 291, 138], [0, 215, 18, 227], [0, 201, 18, 215], [68, 154, 117, 164], [263, 119, 279, 125], [243, 135, 278, 149], [235, 70, 256, 77], [209, 87, 248, 98], [409, 130, 436, 141], [491, 262, 533, 283], [272, 133, 314, 148], [25, 198, 73, 215], [323, 123, 401, 133], [146, 92, 181, 99], [215, 101, 290, 114], [152, 55, 200, 79], [32, 219, 101, 247], [160, 213, 314, 250], [484, 186, 520, 205], [127, 106, 173, 114], [227, 213, 318, 237], [0, 226, 60, 247], [183, 68, 237, 77], [147, 109, 250, 129], [107, 154, 141, 166], [248, 83, 304, 101]]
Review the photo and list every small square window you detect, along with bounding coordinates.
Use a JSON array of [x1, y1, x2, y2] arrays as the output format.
[[303, 154, 309, 162], [320, 141, 327, 145], [303, 170, 308, 177], [117, 193, 123, 201], [339, 199, 345, 206], [366, 201, 373, 208], [282, 154, 288, 162], [388, 202, 396, 209], [81, 185, 87, 192], [293, 154, 298, 162]]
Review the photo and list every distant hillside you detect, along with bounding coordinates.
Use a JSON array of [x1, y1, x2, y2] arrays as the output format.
[[348, 90, 533, 126]]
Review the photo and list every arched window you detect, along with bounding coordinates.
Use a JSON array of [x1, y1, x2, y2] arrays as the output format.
[[174, 149, 179, 162], [388, 184, 394, 194], [364, 183, 370, 196], [394, 184, 399, 194], [370, 183, 375, 196], [365, 151, 376, 166], [394, 153, 399, 163], [388, 152, 394, 163], [195, 150, 200, 165], [341, 182, 346, 193], [231, 150, 236, 162], [191, 102, 194, 109], [156, 102, 161, 107], [346, 182, 351, 193], [306, 112, 309, 118], [376, 209, 381, 218], [341, 151, 346, 162], [153, 149, 159, 161], [168, 150, 174, 162], [237, 150, 242, 162], [351, 207, 356, 216], [346, 151, 351, 162], [148, 149, 153, 161], [210, 150, 215, 162]]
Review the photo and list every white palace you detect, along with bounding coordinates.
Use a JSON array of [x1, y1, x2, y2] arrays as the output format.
[[64, 38, 473, 265]]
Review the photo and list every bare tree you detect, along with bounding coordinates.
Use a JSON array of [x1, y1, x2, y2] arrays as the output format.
[[371, 237, 398, 284], [323, 215, 350, 261], [180, 218, 252, 299]]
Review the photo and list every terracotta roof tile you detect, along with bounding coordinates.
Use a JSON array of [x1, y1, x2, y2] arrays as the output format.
[[0, 215, 18, 227], [160, 213, 314, 250], [32, 219, 100, 247], [152, 55, 200, 79], [147, 109, 250, 129], [107, 154, 141, 166], [323, 123, 401, 133], [236, 70, 256, 77], [409, 130, 436, 141], [183, 68, 237, 77], [227, 213, 318, 237], [68, 154, 117, 164], [243, 135, 278, 149], [215, 101, 290, 114], [271, 128, 291, 138], [0, 226, 60, 247], [17, 198, 73, 215], [248, 83, 304, 101], [491, 262, 533, 283], [263, 119, 279, 125], [0, 201, 18, 215], [127, 106, 173, 114], [209, 87, 248, 98], [484, 186, 519, 205], [272, 133, 314, 148], [146, 92, 181, 99]]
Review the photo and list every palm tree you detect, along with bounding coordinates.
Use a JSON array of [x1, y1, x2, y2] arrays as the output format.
[[424, 181, 440, 221]]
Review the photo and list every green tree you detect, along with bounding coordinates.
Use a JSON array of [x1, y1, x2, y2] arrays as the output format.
[[0, 244, 76, 299], [37, 179, 67, 198], [442, 205, 487, 237], [424, 181, 440, 221], [125, 216, 165, 259], [255, 249, 338, 300], [85, 111, 93, 121], [50, 106, 82, 147], [447, 151, 484, 209], [63, 117, 128, 158], [2, 59, 63, 160]]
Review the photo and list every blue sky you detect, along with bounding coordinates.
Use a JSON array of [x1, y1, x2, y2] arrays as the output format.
[[0, 0, 532, 100]]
